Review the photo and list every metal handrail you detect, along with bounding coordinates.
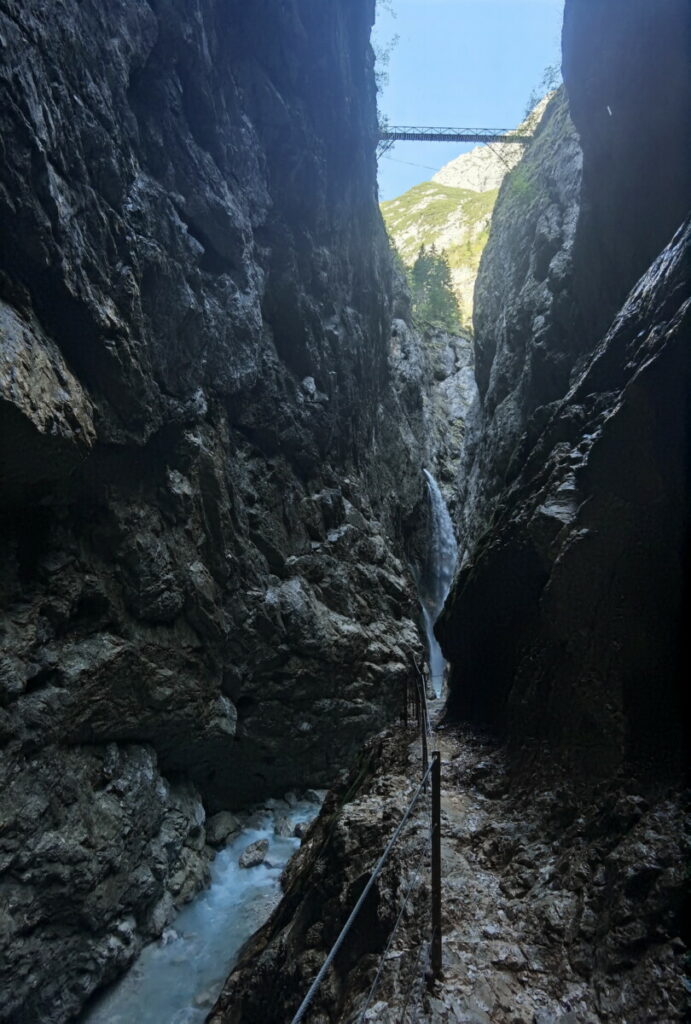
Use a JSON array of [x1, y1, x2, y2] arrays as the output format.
[[356, 835, 428, 1023], [379, 125, 532, 144], [290, 759, 435, 1024]]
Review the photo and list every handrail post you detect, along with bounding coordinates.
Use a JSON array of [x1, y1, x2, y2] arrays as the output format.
[[421, 713, 429, 776], [431, 751, 442, 979], [418, 675, 429, 776]]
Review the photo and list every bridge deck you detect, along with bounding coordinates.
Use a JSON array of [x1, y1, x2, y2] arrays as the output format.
[[378, 127, 532, 144]]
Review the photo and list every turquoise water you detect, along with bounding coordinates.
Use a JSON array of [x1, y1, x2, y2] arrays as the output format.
[[83, 799, 319, 1024]]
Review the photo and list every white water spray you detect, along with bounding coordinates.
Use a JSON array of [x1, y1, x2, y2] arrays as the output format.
[[82, 798, 320, 1024], [421, 469, 457, 697]]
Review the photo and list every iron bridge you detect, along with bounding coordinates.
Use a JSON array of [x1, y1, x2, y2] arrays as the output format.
[[377, 126, 533, 156]]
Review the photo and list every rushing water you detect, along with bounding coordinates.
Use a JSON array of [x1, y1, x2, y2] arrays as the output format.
[[83, 798, 320, 1024], [421, 469, 457, 697]]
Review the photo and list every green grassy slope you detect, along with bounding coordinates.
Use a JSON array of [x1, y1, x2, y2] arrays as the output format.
[[381, 183, 499, 327]]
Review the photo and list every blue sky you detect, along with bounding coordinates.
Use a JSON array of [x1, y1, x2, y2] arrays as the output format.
[[374, 0, 565, 200]]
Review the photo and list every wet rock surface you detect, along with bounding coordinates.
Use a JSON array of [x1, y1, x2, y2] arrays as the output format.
[[208, 728, 431, 1024], [207, 812, 241, 848], [209, 6, 691, 1021], [442, 213, 691, 781], [210, 722, 690, 1023], [1, 0, 687, 1019], [81, 793, 322, 1024], [0, 0, 432, 1017], [432, 6, 691, 1017], [422, 732, 689, 1024], [239, 839, 269, 870], [0, 744, 211, 1023]]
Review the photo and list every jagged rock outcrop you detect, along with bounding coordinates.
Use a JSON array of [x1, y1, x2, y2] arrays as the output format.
[[444, 215, 691, 781], [458, 88, 582, 548], [208, 730, 428, 1024], [0, 1, 432, 1018], [210, 725, 690, 1024], [206, 6, 691, 1022], [439, 2, 691, 787]]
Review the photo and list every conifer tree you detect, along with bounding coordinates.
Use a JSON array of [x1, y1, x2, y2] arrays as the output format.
[[410, 245, 460, 330]]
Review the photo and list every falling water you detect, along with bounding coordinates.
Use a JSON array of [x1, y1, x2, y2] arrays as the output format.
[[421, 469, 457, 697]]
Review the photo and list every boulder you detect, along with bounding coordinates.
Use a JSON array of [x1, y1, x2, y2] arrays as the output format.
[[303, 789, 327, 805], [239, 839, 269, 869], [206, 812, 241, 848]]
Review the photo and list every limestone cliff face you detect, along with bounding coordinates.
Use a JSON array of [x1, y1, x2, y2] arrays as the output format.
[[438, 2, 691, 785], [390, 317, 476, 510], [458, 89, 582, 548], [431, 96, 552, 194], [0, 2, 430, 1019]]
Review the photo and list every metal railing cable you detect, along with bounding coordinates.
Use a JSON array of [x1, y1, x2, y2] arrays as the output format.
[[411, 655, 433, 740], [355, 835, 428, 1024], [290, 759, 435, 1024], [407, 652, 434, 783], [399, 926, 432, 1023]]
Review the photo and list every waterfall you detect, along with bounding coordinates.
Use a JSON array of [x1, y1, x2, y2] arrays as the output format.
[[421, 469, 457, 697]]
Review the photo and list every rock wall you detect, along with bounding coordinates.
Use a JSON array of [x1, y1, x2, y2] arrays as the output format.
[[563, 0, 691, 339], [438, 1, 691, 785], [390, 316, 477, 515], [0, 1, 431, 1019], [459, 88, 582, 549], [209, 731, 422, 1024]]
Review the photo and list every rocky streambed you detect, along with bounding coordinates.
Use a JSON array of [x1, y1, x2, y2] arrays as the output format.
[[82, 793, 322, 1024]]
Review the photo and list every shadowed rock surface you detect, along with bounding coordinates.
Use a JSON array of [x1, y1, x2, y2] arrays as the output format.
[[209, 730, 690, 1024], [0, 1, 436, 1019], [438, 0, 691, 787], [217, 5, 691, 1021]]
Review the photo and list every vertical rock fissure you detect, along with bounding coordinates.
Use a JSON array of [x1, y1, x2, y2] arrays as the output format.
[[209, 5, 690, 1021]]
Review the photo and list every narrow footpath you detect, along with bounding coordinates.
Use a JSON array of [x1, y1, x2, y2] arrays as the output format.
[[405, 723, 594, 1024], [358, 705, 686, 1024], [211, 696, 687, 1024]]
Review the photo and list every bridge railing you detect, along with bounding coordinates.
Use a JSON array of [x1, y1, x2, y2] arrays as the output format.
[[378, 125, 533, 144]]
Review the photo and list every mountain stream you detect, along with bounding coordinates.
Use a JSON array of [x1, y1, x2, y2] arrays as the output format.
[[82, 798, 320, 1024]]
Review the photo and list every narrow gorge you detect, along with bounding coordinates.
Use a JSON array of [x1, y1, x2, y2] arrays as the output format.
[[0, 2, 689, 1023]]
